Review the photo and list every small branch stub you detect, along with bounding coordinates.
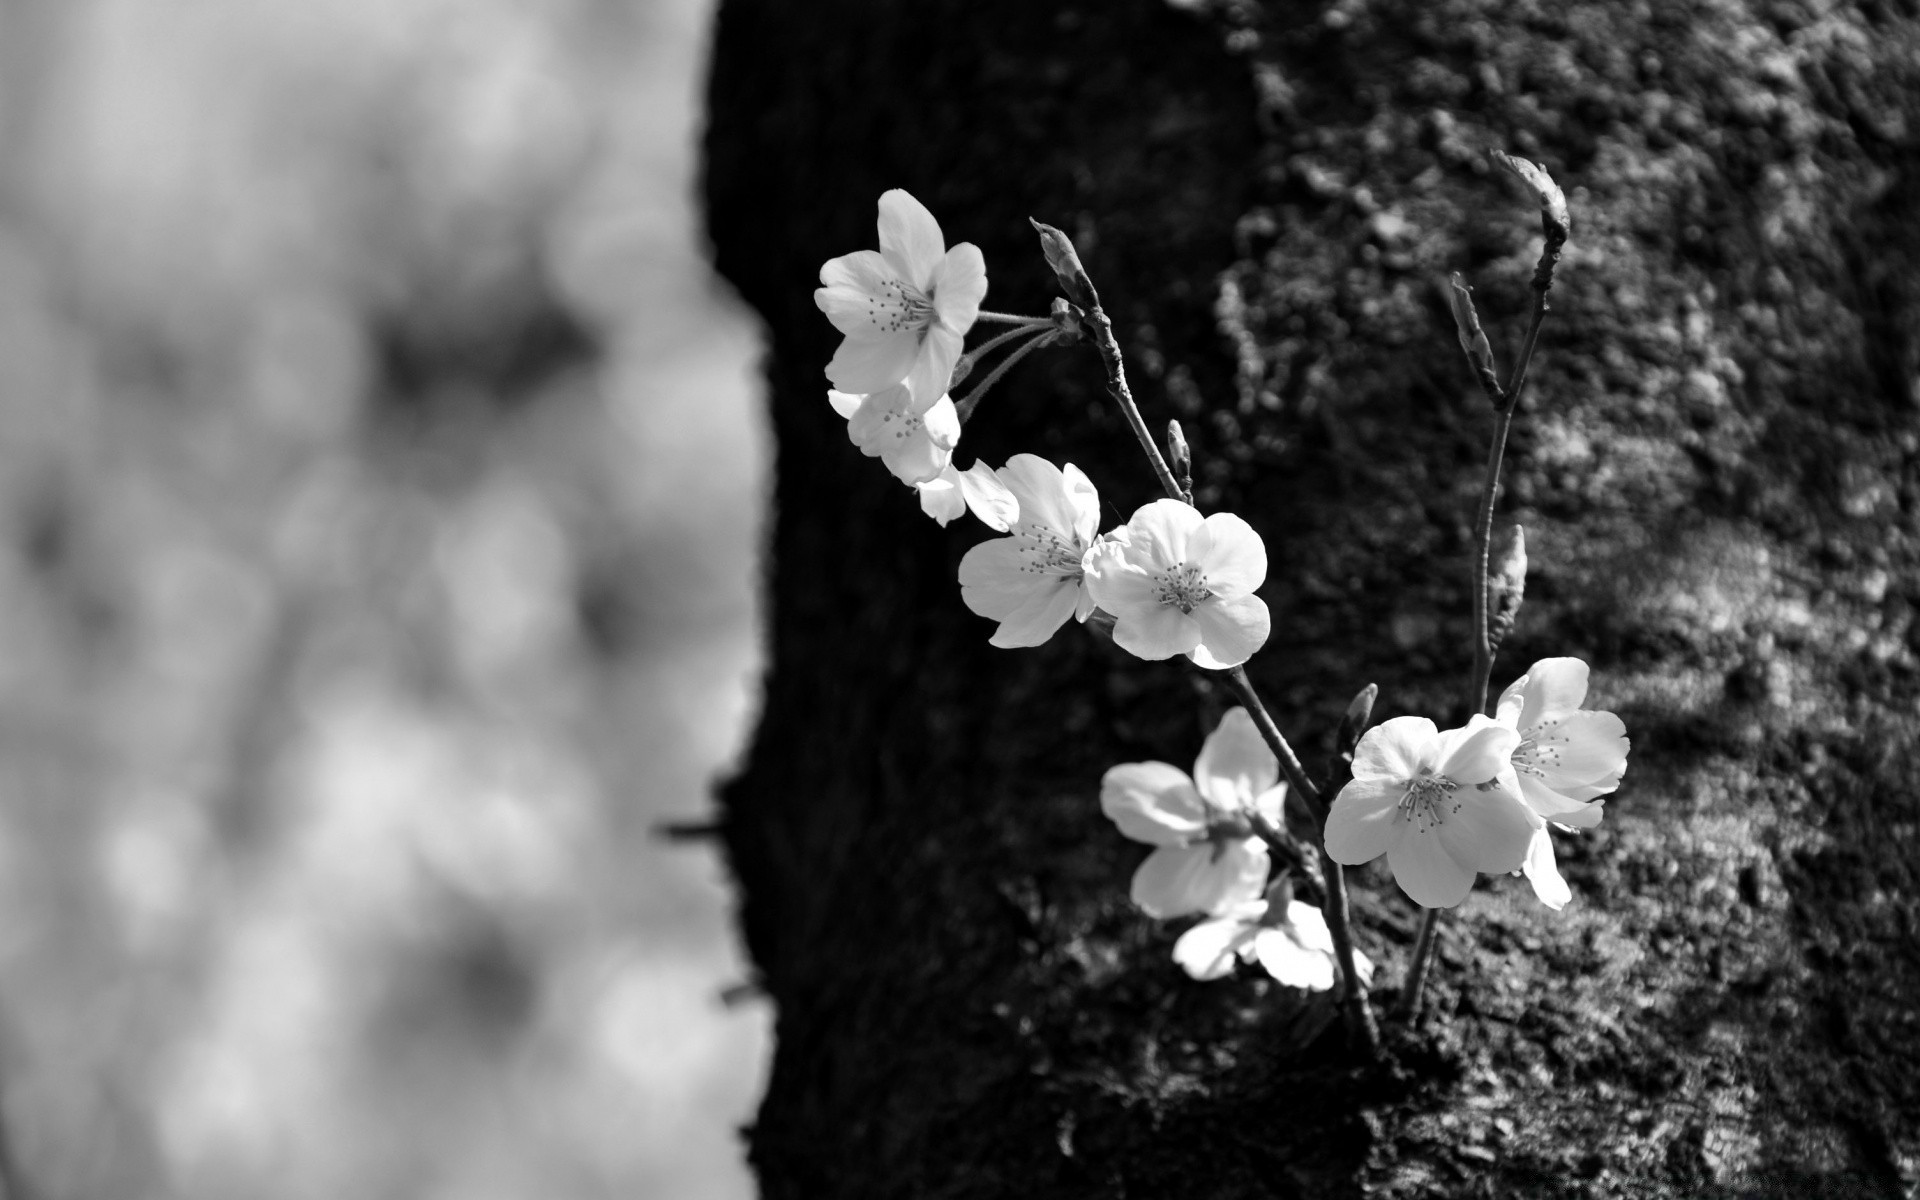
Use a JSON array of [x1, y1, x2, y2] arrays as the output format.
[[1030, 218, 1100, 310]]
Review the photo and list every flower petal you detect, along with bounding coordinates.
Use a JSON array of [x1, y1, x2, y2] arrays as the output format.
[[915, 465, 966, 525], [1350, 716, 1438, 783], [1081, 541, 1161, 618], [957, 539, 1037, 615], [1513, 771, 1598, 822], [1514, 656, 1591, 729], [1250, 783, 1289, 827], [1099, 762, 1206, 845], [999, 456, 1079, 540], [827, 329, 920, 394], [1323, 777, 1406, 865], [1112, 603, 1201, 661], [1130, 840, 1268, 918], [1433, 714, 1522, 785], [1385, 830, 1480, 908], [985, 578, 1082, 648], [1431, 779, 1536, 877], [827, 389, 864, 420], [959, 461, 1017, 532], [875, 189, 946, 287], [1521, 827, 1572, 910], [1060, 464, 1102, 544], [1190, 512, 1268, 598], [930, 242, 987, 333], [1528, 710, 1630, 786], [1173, 911, 1259, 981], [1192, 708, 1278, 812], [1187, 593, 1270, 669], [1250, 924, 1337, 992], [1122, 498, 1204, 570], [905, 324, 964, 414], [815, 250, 904, 335]]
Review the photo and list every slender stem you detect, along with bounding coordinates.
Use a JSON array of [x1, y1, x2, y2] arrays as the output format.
[[1225, 668, 1380, 1055], [1081, 285, 1374, 1051], [1081, 306, 1189, 504], [967, 321, 1048, 363], [954, 330, 1054, 424], [973, 310, 1053, 327], [1399, 245, 1561, 1021]]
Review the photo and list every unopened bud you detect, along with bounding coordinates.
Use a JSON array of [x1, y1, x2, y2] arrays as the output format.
[[1049, 296, 1085, 344], [1166, 420, 1192, 499], [1326, 681, 1378, 792], [1337, 683, 1377, 758], [1030, 218, 1100, 310], [1491, 150, 1571, 245], [1487, 525, 1528, 654], [1447, 273, 1502, 404]]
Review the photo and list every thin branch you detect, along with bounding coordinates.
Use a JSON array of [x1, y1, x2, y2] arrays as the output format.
[[1224, 669, 1380, 1055]]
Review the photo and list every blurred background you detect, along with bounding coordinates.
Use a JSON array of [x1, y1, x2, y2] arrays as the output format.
[[0, 0, 767, 1196]]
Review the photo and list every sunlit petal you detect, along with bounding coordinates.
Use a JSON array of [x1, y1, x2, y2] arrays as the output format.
[[1350, 717, 1437, 782], [875, 189, 947, 287], [1099, 762, 1206, 845], [930, 242, 988, 332], [826, 329, 919, 394], [1192, 708, 1278, 812], [1323, 777, 1405, 865]]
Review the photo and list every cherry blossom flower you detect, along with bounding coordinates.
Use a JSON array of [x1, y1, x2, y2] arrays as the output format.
[[1173, 898, 1375, 991], [1099, 708, 1286, 918], [1082, 498, 1270, 669], [1324, 714, 1535, 909], [1495, 657, 1630, 910], [814, 189, 987, 413], [827, 385, 959, 486], [955, 455, 1101, 647]]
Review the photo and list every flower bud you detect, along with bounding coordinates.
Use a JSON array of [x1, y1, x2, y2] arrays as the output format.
[[1030, 218, 1100, 310], [1490, 150, 1571, 245], [1166, 419, 1193, 499], [1049, 296, 1085, 344], [1326, 682, 1378, 793], [1487, 525, 1527, 654], [1447, 273, 1503, 405]]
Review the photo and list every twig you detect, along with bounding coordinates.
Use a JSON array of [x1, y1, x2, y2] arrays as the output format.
[[1399, 205, 1565, 1022], [1225, 668, 1380, 1055], [1069, 233, 1375, 1053]]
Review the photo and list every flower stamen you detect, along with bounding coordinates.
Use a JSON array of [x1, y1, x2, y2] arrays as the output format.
[[1153, 562, 1212, 614], [1397, 773, 1460, 831]]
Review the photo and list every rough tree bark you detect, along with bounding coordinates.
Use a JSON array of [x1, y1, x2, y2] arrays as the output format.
[[705, 2, 1920, 1195]]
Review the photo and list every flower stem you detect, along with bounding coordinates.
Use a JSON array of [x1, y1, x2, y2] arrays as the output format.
[[1079, 305, 1190, 505], [954, 329, 1055, 425], [973, 310, 1053, 327], [967, 321, 1049, 363], [1398, 237, 1562, 1022], [1224, 668, 1380, 1056], [1078, 278, 1374, 1050]]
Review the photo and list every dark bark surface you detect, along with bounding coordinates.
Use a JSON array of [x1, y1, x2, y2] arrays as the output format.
[[705, 2, 1920, 1195]]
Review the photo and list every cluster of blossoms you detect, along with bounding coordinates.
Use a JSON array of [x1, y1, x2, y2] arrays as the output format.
[[815, 180, 1628, 1010], [1101, 709, 1372, 989], [816, 191, 1272, 668], [1324, 658, 1628, 910]]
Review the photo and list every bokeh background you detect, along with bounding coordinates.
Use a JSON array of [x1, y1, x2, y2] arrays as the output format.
[[0, 0, 767, 1196]]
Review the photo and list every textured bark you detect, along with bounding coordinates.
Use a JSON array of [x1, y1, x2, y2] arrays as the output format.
[[706, 2, 1920, 1196]]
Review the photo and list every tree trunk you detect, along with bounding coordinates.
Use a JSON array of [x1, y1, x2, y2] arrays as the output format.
[[705, 2, 1920, 1195]]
